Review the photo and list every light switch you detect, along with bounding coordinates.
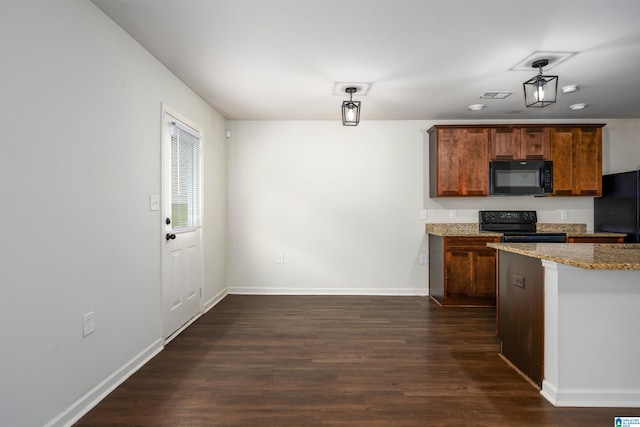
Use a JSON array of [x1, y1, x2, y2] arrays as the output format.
[[150, 194, 160, 211]]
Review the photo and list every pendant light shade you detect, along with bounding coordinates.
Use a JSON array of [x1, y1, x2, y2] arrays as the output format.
[[523, 59, 558, 108], [341, 87, 361, 126]]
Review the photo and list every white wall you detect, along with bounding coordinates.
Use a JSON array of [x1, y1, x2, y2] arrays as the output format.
[[602, 119, 640, 174], [0, 1, 226, 426], [227, 119, 640, 296], [226, 121, 427, 295]]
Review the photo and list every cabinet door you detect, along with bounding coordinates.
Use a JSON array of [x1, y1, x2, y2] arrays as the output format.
[[551, 127, 602, 196], [431, 127, 489, 197], [490, 128, 521, 160], [521, 127, 551, 160], [446, 250, 472, 297], [574, 127, 602, 196], [444, 237, 498, 301], [473, 248, 497, 297], [460, 128, 489, 196], [550, 128, 574, 195], [434, 128, 463, 196]]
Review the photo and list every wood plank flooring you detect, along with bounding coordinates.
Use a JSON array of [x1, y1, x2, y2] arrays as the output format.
[[76, 295, 635, 426]]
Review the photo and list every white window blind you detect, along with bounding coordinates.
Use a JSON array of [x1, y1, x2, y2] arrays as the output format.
[[170, 119, 201, 229]]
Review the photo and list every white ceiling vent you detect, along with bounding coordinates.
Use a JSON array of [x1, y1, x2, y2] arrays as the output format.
[[479, 91, 513, 99]]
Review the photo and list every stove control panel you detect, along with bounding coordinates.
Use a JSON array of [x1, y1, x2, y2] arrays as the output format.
[[479, 210, 537, 224]]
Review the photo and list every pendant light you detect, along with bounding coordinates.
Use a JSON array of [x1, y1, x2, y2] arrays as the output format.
[[523, 59, 558, 107], [341, 87, 361, 126]]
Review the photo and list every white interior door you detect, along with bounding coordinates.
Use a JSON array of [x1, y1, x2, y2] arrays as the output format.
[[161, 107, 203, 341]]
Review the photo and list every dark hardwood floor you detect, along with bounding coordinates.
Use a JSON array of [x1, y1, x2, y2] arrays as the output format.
[[76, 295, 634, 426]]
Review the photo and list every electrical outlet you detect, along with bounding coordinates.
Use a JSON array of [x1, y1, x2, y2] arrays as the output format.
[[276, 253, 284, 264], [449, 210, 457, 219], [420, 210, 428, 220], [420, 254, 427, 264], [560, 210, 568, 220], [513, 274, 525, 288], [83, 311, 95, 337]]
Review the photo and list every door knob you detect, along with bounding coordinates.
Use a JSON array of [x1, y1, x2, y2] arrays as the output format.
[[166, 233, 176, 241]]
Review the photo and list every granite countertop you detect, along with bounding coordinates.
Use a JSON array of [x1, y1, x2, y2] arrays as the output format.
[[486, 242, 640, 270], [425, 223, 625, 238], [425, 223, 499, 236]]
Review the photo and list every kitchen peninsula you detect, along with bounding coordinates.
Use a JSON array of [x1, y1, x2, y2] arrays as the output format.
[[488, 242, 640, 408]]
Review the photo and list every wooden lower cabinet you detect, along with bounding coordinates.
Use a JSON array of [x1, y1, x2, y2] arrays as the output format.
[[429, 235, 499, 306]]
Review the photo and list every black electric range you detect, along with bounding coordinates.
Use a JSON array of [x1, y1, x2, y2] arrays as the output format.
[[479, 210, 567, 243]]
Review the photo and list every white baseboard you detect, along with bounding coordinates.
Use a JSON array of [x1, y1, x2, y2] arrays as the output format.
[[204, 287, 228, 312], [227, 286, 428, 296], [45, 338, 164, 427], [541, 380, 640, 407]]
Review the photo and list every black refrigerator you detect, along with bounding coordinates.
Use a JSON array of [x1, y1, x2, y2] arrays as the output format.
[[594, 169, 640, 243]]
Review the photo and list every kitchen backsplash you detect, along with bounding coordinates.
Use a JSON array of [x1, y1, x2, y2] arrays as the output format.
[[424, 208, 595, 231]]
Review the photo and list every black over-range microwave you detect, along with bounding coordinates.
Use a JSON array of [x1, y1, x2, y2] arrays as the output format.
[[489, 160, 553, 195]]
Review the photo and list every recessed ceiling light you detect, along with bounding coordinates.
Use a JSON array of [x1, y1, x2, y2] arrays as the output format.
[[569, 103, 587, 110], [468, 103, 486, 111], [562, 85, 579, 93]]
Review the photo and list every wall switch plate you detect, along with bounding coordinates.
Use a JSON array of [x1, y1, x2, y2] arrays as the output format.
[[420, 254, 427, 264], [149, 194, 160, 211], [83, 311, 95, 337], [420, 210, 428, 220], [560, 210, 568, 220], [276, 253, 284, 264], [449, 210, 457, 219]]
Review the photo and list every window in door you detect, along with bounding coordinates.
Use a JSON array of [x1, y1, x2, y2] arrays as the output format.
[[168, 117, 201, 230]]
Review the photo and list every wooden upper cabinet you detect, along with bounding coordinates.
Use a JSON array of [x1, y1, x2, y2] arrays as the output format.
[[428, 124, 603, 198], [429, 126, 489, 197], [490, 127, 550, 160], [521, 127, 551, 160], [490, 128, 521, 160], [550, 125, 603, 196]]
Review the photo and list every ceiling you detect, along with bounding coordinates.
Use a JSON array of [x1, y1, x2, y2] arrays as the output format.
[[91, 0, 640, 121]]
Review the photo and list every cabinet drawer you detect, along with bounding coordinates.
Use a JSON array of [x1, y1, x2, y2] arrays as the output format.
[[444, 237, 499, 249], [567, 236, 624, 243]]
